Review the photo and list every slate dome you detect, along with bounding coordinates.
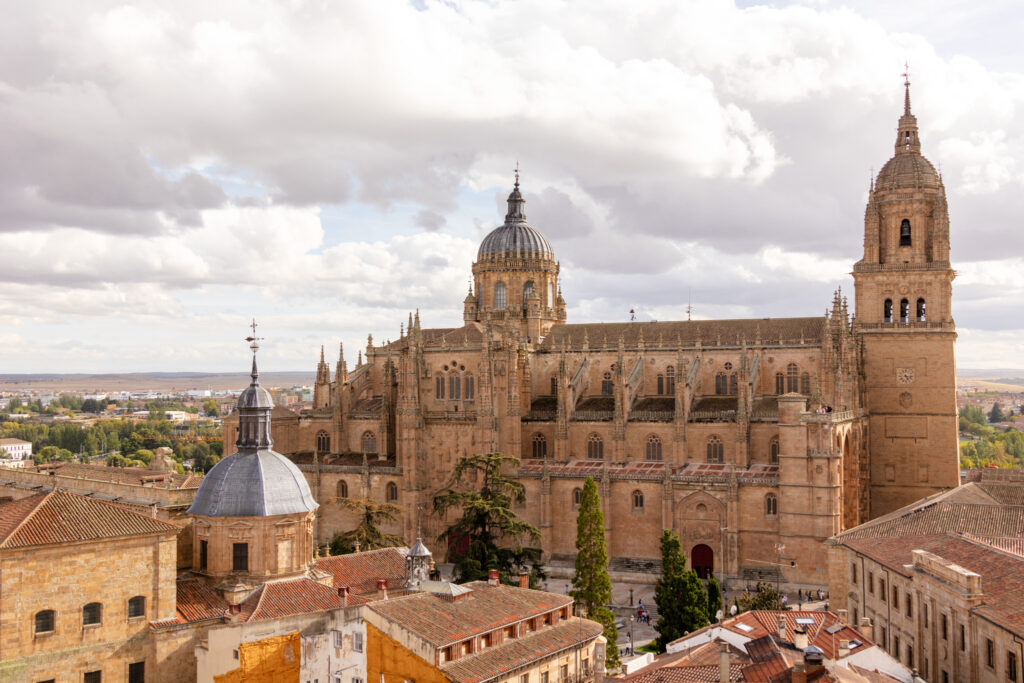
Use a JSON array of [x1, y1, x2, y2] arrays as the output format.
[[477, 181, 554, 260], [874, 153, 941, 191]]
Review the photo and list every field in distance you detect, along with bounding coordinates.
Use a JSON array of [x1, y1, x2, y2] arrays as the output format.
[[0, 372, 315, 393]]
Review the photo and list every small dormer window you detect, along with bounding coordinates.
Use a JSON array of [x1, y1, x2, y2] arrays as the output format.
[[900, 219, 911, 246]]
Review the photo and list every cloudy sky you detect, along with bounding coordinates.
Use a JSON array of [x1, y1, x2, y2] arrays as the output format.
[[2, 0, 1023, 374]]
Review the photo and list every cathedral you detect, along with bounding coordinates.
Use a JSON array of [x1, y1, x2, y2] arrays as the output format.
[[227, 82, 960, 587]]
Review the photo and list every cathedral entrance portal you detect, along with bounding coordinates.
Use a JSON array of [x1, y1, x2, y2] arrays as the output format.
[[691, 544, 714, 579]]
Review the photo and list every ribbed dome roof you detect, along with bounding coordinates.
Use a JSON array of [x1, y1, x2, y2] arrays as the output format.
[[477, 178, 554, 260], [188, 450, 317, 517], [875, 153, 941, 191]]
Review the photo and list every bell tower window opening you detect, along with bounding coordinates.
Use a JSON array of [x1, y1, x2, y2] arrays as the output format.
[[532, 433, 547, 459], [494, 282, 507, 310], [435, 375, 445, 399], [786, 363, 799, 393], [900, 298, 909, 323], [646, 435, 662, 461], [706, 435, 723, 464], [587, 433, 604, 460], [916, 298, 926, 322], [666, 366, 675, 393], [884, 299, 893, 323], [601, 373, 613, 395], [899, 219, 912, 246]]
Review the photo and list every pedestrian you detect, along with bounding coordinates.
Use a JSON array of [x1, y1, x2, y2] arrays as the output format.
[[817, 589, 822, 601], [797, 588, 802, 602]]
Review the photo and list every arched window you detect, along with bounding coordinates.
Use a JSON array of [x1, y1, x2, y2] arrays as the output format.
[[435, 374, 445, 399], [899, 219, 911, 246], [765, 493, 778, 517], [465, 374, 475, 400], [337, 480, 349, 499], [523, 280, 535, 303], [386, 482, 399, 502], [82, 602, 101, 626], [449, 373, 461, 400], [706, 436, 723, 464], [715, 372, 728, 395], [729, 373, 738, 395], [900, 298, 909, 323], [601, 372, 613, 395], [916, 298, 926, 322], [775, 372, 785, 394], [666, 366, 675, 393], [532, 433, 547, 459], [632, 490, 644, 509], [550, 376, 557, 395], [657, 374, 664, 395], [587, 434, 604, 460], [572, 488, 582, 507], [786, 363, 799, 393], [494, 282, 507, 310], [769, 437, 779, 464], [316, 431, 330, 454], [800, 373, 811, 395], [884, 298, 893, 323], [646, 435, 662, 461], [35, 609, 55, 633], [127, 596, 146, 618], [362, 431, 377, 453]]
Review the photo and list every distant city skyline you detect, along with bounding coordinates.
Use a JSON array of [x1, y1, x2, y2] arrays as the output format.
[[2, 1, 1023, 373]]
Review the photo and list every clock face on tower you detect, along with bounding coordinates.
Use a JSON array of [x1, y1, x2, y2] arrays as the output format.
[[896, 367, 915, 385]]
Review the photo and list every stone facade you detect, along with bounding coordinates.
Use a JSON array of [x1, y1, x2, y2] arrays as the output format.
[[225, 83, 960, 589]]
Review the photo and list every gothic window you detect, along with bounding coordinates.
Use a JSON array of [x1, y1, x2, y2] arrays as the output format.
[[729, 373, 738, 395], [587, 433, 604, 460], [386, 482, 399, 502], [128, 596, 146, 619], [657, 374, 664, 395], [900, 298, 910, 323], [83, 602, 101, 626], [572, 488, 582, 507], [532, 433, 548, 459], [916, 298, 926, 322], [550, 376, 557, 395], [769, 437, 779, 464], [449, 373, 461, 400], [465, 374, 475, 400], [645, 435, 663, 461], [715, 372, 728, 395], [765, 493, 778, 517], [337, 480, 348, 499], [362, 431, 377, 453], [706, 435, 723, 464], [435, 374, 445, 399], [523, 280, 535, 303], [316, 431, 330, 454], [601, 372, 613, 395], [775, 372, 785, 394], [35, 609, 55, 633], [494, 282, 507, 310], [884, 298, 893, 323], [632, 490, 644, 509], [232, 543, 248, 572], [800, 373, 811, 395], [899, 219, 912, 246], [666, 366, 675, 393], [786, 363, 799, 393]]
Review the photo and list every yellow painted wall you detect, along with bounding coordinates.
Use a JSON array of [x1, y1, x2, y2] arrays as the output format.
[[367, 621, 451, 683], [214, 631, 301, 683]]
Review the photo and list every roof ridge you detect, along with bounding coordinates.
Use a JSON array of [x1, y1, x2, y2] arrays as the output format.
[[0, 489, 55, 547], [246, 583, 269, 622]]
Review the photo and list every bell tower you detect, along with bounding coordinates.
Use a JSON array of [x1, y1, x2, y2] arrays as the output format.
[[853, 75, 959, 517]]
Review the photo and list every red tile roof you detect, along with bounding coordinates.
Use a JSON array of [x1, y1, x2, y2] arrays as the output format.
[[315, 546, 408, 594], [0, 489, 178, 549], [720, 612, 866, 662], [623, 641, 749, 683], [174, 577, 228, 623], [370, 581, 574, 647], [29, 462, 201, 489], [239, 578, 363, 622]]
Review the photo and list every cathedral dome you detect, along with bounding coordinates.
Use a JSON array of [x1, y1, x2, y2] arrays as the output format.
[[874, 153, 941, 191], [188, 450, 317, 517], [477, 180, 554, 260]]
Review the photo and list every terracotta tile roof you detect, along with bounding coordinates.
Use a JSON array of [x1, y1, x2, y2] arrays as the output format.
[[723, 612, 866, 661], [175, 577, 228, 623], [239, 578, 362, 622], [623, 640, 749, 683], [0, 438, 31, 446], [538, 318, 827, 351], [0, 489, 178, 549], [28, 462, 201, 489], [370, 581, 574, 647], [315, 546, 409, 595], [442, 618, 603, 683]]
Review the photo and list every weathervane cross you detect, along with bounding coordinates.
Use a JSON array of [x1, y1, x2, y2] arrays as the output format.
[[514, 160, 520, 188], [245, 318, 264, 354], [902, 61, 910, 86]]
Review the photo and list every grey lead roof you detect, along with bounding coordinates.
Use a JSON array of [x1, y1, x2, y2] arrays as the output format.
[[477, 180, 554, 259]]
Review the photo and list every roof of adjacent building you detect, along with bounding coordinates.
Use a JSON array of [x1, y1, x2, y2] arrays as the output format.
[[369, 580, 574, 647], [238, 577, 364, 622], [623, 640, 748, 683], [174, 577, 229, 623], [538, 318, 827, 351], [315, 546, 409, 594], [29, 462, 202, 489], [188, 449, 317, 517], [0, 489, 178, 549], [0, 438, 31, 446], [518, 459, 777, 483]]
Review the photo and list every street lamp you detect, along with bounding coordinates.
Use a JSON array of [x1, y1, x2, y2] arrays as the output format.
[[629, 616, 634, 657]]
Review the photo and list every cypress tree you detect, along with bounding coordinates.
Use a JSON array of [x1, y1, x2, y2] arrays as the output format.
[[571, 477, 619, 668], [654, 529, 709, 650], [706, 574, 723, 621]]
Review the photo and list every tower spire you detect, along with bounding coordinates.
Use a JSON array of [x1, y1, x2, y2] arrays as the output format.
[[894, 66, 921, 155], [902, 62, 911, 116], [505, 165, 526, 222]]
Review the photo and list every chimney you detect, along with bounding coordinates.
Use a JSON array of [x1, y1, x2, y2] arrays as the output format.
[[338, 585, 350, 607], [519, 572, 530, 589], [719, 641, 730, 683], [777, 615, 786, 641], [229, 604, 241, 615], [488, 569, 500, 586], [376, 579, 388, 601], [836, 608, 848, 625], [792, 660, 807, 683], [838, 639, 850, 659], [793, 627, 808, 651], [859, 616, 873, 642]]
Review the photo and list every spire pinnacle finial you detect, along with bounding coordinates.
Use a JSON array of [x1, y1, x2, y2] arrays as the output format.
[[901, 61, 912, 115], [244, 318, 264, 384], [514, 160, 520, 190]]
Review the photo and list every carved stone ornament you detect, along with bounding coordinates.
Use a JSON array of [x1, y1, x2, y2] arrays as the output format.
[[899, 391, 913, 408]]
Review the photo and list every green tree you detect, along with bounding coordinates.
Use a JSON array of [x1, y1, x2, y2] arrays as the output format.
[[570, 477, 619, 669], [653, 529, 708, 650], [989, 403, 1007, 423], [736, 582, 786, 612], [202, 398, 220, 417], [706, 574, 723, 622], [433, 452, 544, 586], [329, 498, 404, 555]]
